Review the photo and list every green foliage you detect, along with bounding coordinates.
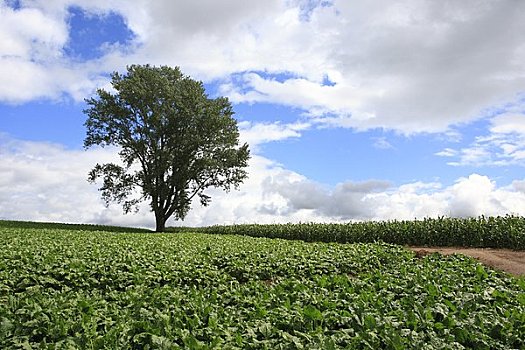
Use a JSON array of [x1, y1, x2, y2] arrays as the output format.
[[84, 64, 250, 231], [0, 220, 151, 233], [1, 227, 524, 348], [172, 215, 525, 249]]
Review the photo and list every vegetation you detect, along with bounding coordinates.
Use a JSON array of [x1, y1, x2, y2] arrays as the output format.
[[84, 64, 250, 232], [168, 215, 525, 249], [1, 226, 524, 348], [0, 220, 151, 233]]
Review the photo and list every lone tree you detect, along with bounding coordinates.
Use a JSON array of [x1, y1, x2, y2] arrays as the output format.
[[84, 65, 250, 232]]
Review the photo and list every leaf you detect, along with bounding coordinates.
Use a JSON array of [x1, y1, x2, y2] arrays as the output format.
[[476, 265, 489, 279], [364, 315, 376, 330], [183, 334, 205, 350], [151, 335, 174, 349], [258, 322, 273, 338], [303, 305, 323, 321]]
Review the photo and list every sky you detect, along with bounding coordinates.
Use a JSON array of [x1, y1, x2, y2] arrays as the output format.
[[1, 0, 525, 229]]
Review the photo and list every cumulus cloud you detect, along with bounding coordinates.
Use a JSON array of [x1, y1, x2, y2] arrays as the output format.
[[220, 73, 371, 118], [0, 4, 65, 102], [219, 1, 525, 133], [0, 135, 328, 228], [1, 0, 335, 102], [447, 174, 504, 217], [0, 1, 129, 103], [0, 135, 130, 224], [2, 137, 525, 227], [266, 173, 525, 221], [0, 4, 67, 60], [2, 1, 524, 134]]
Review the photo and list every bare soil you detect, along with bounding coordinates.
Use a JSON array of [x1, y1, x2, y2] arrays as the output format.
[[408, 247, 525, 276]]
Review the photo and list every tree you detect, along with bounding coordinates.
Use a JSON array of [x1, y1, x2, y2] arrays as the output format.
[[84, 65, 250, 232]]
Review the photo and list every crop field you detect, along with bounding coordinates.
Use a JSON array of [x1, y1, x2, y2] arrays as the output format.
[[172, 215, 525, 249], [1, 226, 525, 349]]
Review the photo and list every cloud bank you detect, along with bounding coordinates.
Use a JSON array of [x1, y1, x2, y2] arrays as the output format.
[[2, 136, 524, 229], [2, 0, 525, 134]]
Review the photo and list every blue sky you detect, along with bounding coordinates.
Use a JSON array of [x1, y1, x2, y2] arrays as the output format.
[[1, 0, 525, 228]]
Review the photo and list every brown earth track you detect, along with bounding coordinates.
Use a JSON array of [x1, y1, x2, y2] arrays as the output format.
[[408, 247, 525, 276]]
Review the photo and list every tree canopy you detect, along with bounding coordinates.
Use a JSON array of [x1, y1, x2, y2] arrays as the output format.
[[84, 65, 250, 231]]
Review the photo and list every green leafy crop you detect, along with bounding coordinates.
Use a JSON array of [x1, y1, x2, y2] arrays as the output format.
[[1, 227, 524, 348]]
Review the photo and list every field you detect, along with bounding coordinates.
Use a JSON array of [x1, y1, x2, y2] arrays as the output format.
[[1, 223, 524, 349], [171, 215, 525, 249]]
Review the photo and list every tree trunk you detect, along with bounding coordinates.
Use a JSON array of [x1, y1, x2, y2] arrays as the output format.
[[155, 211, 166, 232]]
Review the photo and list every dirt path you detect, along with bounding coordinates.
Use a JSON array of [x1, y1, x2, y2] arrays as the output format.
[[408, 247, 525, 276]]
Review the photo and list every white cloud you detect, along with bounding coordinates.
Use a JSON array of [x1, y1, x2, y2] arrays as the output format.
[[372, 137, 394, 150], [0, 4, 67, 60], [0, 135, 328, 228], [217, 1, 525, 133], [445, 113, 525, 167], [2, 137, 524, 228], [513, 180, 525, 193], [0, 3, 66, 102], [435, 148, 457, 157], [447, 174, 505, 217], [490, 114, 525, 134], [3, 1, 524, 134], [0, 1, 128, 103], [266, 172, 525, 220], [238, 120, 311, 150], [0, 135, 133, 225], [220, 73, 373, 117]]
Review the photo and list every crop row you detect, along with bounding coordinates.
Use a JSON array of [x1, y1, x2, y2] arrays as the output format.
[[169, 215, 525, 249], [1, 227, 524, 348], [0, 220, 151, 233]]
